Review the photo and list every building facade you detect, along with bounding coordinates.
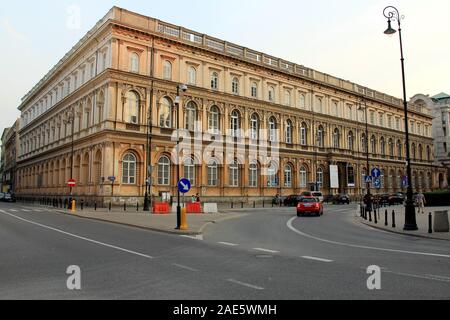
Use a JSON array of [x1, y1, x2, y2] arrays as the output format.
[[2, 121, 20, 194], [411, 92, 450, 185], [14, 7, 446, 204]]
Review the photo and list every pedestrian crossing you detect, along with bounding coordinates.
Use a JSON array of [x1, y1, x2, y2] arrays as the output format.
[[1, 207, 46, 213]]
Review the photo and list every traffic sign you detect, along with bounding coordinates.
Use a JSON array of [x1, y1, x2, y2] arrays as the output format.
[[108, 176, 116, 182], [373, 178, 381, 189], [67, 179, 76, 188], [178, 178, 191, 194], [402, 176, 408, 188], [371, 168, 381, 178], [364, 176, 373, 183]]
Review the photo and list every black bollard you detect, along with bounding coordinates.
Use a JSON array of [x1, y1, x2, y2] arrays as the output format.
[[262, 200, 265, 208], [124, 203, 127, 211], [369, 210, 372, 222], [94, 202, 97, 211], [374, 209, 378, 224], [253, 201, 256, 209], [392, 210, 396, 228], [81, 200, 84, 211], [385, 210, 388, 226], [109, 202, 112, 212], [137, 203, 139, 212], [241, 202, 244, 209], [231, 202, 234, 209], [428, 213, 433, 234]]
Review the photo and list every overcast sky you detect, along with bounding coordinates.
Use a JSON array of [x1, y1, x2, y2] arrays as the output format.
[[1, 0, 449, 134]]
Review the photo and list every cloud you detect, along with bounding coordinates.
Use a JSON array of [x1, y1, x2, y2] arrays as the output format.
[[0, 19, 27, 43]]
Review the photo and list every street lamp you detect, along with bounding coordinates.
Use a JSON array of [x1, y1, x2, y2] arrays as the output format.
[[358, 102, 372, 214], [64, 110, 75, 209], [383, 6, 418, 231], [175, 84, 188, 229]]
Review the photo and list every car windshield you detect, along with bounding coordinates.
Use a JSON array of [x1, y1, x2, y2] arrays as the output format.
[[302, 198, 317, 203], [312, 193, 322, 196]]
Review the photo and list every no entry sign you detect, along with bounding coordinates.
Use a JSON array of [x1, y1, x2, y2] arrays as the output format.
[[67, 179, 76, 188]]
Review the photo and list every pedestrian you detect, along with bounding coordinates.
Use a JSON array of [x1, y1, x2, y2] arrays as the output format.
[[196, 193, 201, 203], [191, 195, 196, 203], [416, 192, 426, 214]]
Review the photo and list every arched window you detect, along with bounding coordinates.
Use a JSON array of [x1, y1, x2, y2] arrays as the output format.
[[251, 82, 258, 98], [129, 53, 139, 73], [397, 140, 403, 158], [284, 164, 293, 187], [418, 145, 423, 160], [389, 139, 394, 157], [332, 101, 339, 116], [299, 94, 306, 109], [249, 162, 259, 187], [300, 123, 307, 146], [348, 131, 354, 151], [211, 72, 219, 90], [317, 125, 324, 148], [229, 160, 240, 187], [159, 97, 172, 128], [208, 106, 220, 133], [316, 97, 323, 113], [230, 110, 240, 137], [185, 101, 197, 131], [232, 77, 239, 95], [412, 143, 417, 160], [284, 90, 291, 106], [380, 137, 386, 156], [285, 120, 293, 144], [269, 117, 277, 142], [300, 166, 307, 188], [250, 114, 259, 140], [333, 128, 340, 148], [371, 136, 377, 154], [361, 133, 367, 152], [207, 159, 218, 186], [122, 153, 136, 184], [316, 167, 324, 189], [188, 66, 196, 85], [184, 157, 196, 185], [157, 156, 170, 185], [267, 161, 279, 187], [163, 60, 172, 80], [268, 86, 275, 102], [126, 91, 140, 124]]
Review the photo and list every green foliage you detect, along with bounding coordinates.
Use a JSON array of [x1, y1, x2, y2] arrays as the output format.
[[424, 190, 450, 206]]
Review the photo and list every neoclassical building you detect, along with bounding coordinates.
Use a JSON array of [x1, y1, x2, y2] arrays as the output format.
[[14, 7, 446, 204]]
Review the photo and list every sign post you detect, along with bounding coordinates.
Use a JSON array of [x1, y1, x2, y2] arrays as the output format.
[[177, 178, 191, 231]]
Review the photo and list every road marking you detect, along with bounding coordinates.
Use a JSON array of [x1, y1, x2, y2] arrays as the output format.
[[10, 209, 18, 212], [180, 235, 204, 241], [227, 279, 264, 290], [21, 209, 31, 212], [218, 242, 239, 246], [384, 271, 450, 283], [0, 210, 154, 260], [425, 274, 450, 281], [253, 248, 280, 254], [287, 217, 450, 259], [33, 210, 43, 212], [172, 263, 199, 272], [301, 256, 333, 263]]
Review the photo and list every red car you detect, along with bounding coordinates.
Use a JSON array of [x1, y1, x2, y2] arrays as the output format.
[[297, 197, 324, 217]]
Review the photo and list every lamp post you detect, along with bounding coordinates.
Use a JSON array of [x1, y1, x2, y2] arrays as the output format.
[[64, 110, 75, 209], [175, 84, 188, 229], [383, 6, 417, 230], [358, 102, 372, 214]]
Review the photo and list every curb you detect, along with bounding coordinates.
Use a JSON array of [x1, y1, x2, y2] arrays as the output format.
[[359, 219, 450, 242], [54, 209, 201, 236]]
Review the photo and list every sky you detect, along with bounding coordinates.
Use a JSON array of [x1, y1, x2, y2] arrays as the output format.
[[0, 0, 449, 134]]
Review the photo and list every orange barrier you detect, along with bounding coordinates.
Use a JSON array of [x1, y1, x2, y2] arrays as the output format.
[[153, 202, 170, 214], [186, 202, 202, 214]]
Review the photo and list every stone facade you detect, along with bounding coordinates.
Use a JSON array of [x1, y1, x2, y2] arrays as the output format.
[[14, 7, 446, 204]]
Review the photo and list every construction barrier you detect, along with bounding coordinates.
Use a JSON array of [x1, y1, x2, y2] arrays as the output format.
[[203, 203, 218, 214], [186, 202, 202, 214], [153, 202, 170, 214]]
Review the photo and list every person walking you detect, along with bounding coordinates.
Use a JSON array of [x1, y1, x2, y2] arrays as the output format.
[[416, 192, 426, 214], [195, 193, 201, 203]]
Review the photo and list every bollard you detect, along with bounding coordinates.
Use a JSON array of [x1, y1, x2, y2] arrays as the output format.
[[368, 210, 372, 222], [392, 210, 396, 228], [137, 203, 139, 212], [81, 200, 84, 211], [124, 203, 127, 211], [109, 202, 112, 212], [374, 209, 378, 224], [428, 213, 433, 234], [385, 210, 388, 226], [71, 200, 76, 213], [231, 202, 234, 209], [94, 202, 97, 211], [253, 201, 256, 209], [262, 200, 265, 208], [241, 202, 244, 209], [179, 207, 188, 231]]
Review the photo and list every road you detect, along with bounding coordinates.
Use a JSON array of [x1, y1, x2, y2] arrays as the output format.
[[0, 202, 449, 300]]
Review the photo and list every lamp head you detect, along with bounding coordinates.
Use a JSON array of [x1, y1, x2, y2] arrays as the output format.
[[178, 84, 188, 92], [384, 19, 396, 35]]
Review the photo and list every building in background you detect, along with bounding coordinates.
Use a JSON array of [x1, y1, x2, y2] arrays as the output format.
[[411, 93, 450, 187], [1, 127, 11, 193], [14, 7, 445, 204], [2, 120, 20, 194]]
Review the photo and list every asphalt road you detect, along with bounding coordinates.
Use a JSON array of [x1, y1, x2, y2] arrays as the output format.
[[0, 202, 449, 300]]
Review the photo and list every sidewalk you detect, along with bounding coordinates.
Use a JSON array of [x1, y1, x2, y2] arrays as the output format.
[[359, 205, 450, 241], [54, 207, 248, 235]]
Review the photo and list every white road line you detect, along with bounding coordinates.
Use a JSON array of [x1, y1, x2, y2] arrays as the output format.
[[384, 271, 450, 283], [287, 217, 450, 259], [33, 210, 43, 212], [172, 263, 199, 272], [218, 242, 239, 246], [425, 274, 450, 281], [10, 209, 18, 212], [227, 279, 264, 290], [253, 248, 280, 254], [301, 256, 333, 263], [0, 210, 154, 260], [180, 235, 204, 241], [21, 209, 31, 212]]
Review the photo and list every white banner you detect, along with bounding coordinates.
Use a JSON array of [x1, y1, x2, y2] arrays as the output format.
[[330, 165, 339, 189]]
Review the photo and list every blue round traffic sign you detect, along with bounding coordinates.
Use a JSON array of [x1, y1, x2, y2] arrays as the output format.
[[371, 168, 381, 178], [374, 178, 381, 189], [178, 178, 192, 194]]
